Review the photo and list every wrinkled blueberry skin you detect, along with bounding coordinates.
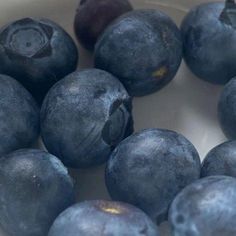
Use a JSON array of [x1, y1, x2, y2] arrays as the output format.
[[218, 78, 236, 139], [169, 176, 236, 236], [0, 17, 78, 103], [181, 2, 236, 84], [94, 9, 183, 97], [74, 0, 132, 51], [41, 69, 133, 168], [105, 129, 201, 224], [201, 141, 236, 177], [48, 200, 160, 236], [0, 149, 75, 236], [0, 74, 39, 156]]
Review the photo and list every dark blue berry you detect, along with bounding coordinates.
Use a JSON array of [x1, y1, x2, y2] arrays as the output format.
[[0, 17, 78, 103], [41, 68, 133, 168], [169, 176, 236, 236], [218, 77, 236, 139], [105, 128, 200, 224], [201, 140, 236, 177], [0, 149, 75, 236], [0, 74, 39, 156], [48, 200, 160, 236], [181, 1, 236, 84], [74, 0, 132, 50], [94, 9, 182, 96]]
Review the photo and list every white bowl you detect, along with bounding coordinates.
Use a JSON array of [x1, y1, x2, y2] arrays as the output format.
[[0, 0, 227, 235]]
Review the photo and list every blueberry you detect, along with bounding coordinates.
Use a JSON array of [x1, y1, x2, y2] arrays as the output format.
[[201, 141, 236, 177], [94, 9, 183, 96], [0, 74, 39, 156], [48, 200, 160, 236], [41, 68, 133, 168], [169, 176, 236, 236], [105, 128, 201, 224], [218, 77, 236, 139], [0, 17, 78, 103], [181, 1, 236, 84], [0, 149, 75, 236], [74, 0, 132, 50]]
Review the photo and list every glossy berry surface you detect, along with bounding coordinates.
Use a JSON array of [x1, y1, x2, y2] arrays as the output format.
[[201, 140, 236, 177], [48, 200, 160, 236], [105, 128, 201, 224], [74, 0, 132, 50], [181, 1, 236, 84], [218, 78, 236, 139], [41, 68, 133, 168], [0, 149, 75, 236], [169, 176, 236, 236], [0, 74, 39, 156], [0, 17, 78, 103], [94, 9, 182, 97]]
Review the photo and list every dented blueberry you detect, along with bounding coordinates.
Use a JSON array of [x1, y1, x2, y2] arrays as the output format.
[[0, 17, 78, 103], [41, 68, 133, 168], [0, 149, 75, 236], [181, 0, 236, 84], [218, 78, 236, 139], [48, 200, 160, 236], [94, 9, 183, 96], [74, 0, 132, 50], [0, 74, 39, 156], [105, 129, 201, 224], [201, 141, 236, 177], [169, 176, 236, 236]]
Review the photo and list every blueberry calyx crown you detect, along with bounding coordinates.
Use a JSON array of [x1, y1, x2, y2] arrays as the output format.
[[102, 98, 131, 147], [220, 0, 236, 28], [0, 18, 53, 59]]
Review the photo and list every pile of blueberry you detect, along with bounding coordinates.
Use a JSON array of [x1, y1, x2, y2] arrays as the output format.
[[1, 0, 236, 235]]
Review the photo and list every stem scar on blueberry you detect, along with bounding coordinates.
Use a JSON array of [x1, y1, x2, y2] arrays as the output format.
[[220, 0, 236, 27], [101, 206, 122, 214], [152, 66, 168, 80], [0, 18, 53, 59], [98, 201, 126, 215], [102, 99, 130, 147]]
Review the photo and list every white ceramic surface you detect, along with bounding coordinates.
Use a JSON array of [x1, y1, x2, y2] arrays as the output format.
[[0, 0, 227, 236]]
